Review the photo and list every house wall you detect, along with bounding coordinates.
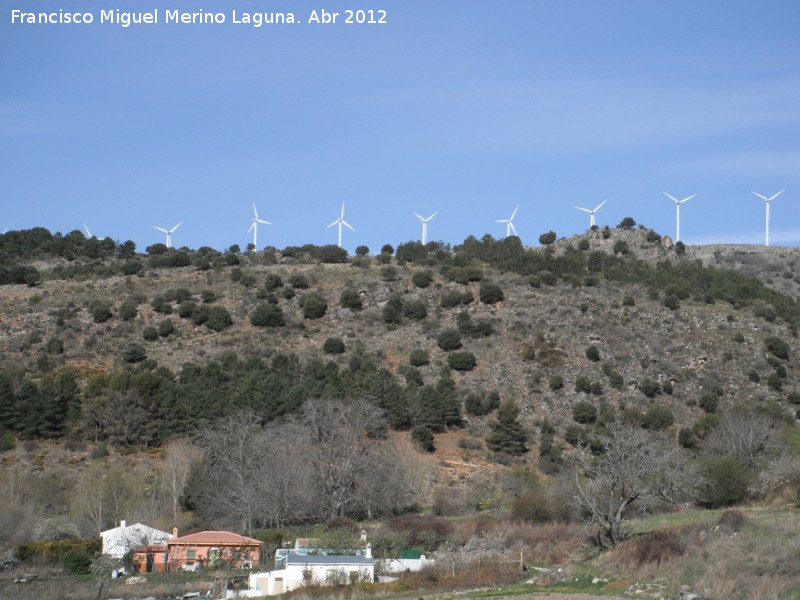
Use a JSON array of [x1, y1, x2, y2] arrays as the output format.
[[167, 543, 260, 570], [248, 563, 374, 596]]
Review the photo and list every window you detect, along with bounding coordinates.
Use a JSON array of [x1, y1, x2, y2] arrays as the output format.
[[187, 549, 196, 560]]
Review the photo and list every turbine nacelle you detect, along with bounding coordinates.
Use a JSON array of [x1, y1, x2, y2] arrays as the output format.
[[327, 202, 355, 247], [575, 199, 607, 228], [495, 205, 519, 238], [414, 211, 438, 245], [153, 221, 183, 248]]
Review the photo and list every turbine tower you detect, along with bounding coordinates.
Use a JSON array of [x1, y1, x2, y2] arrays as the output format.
[[247, 203, 271, 250], [663, 193, 696, 243], [496, 205, 519, 238], [752, 190, 784, 247], [153, 221, 183, 248], [575, 200, 607, 228], [413, 211, 438, 245], [83, 224, 93, 238], [327, 202, 355, 248]]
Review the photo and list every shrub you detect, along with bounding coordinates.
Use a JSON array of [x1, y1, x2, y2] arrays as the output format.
[[646, 230, 662, 243], [264, 273, 283, 291], [564, 424, 587, 447], [549, 375, 564, 391], [142, 326, 158, 341], [118, 300, 138, 321], [699, 456, 749, 507], [622, 295, 635, 306], [767, 373, 783, 391], [613, 240, 630, 255], [572, 401, 597, 424], [251, 303, 286, 327], [91, 302, 112, 323], [441, 289, 472, 308], [382, 294, 404, 324], [288, 273, 309, 289], [157, 319, 174, 337], [538, 271, 558, 286], [764, 335, 790, 360], [340, 289, 362, 311], [380, 266, 399, 281], [323, 337, 345, 354], [538, 231, 557, 245], [301, 293, 327, 319], [205, 305, 233, 331], [663, 295, 680, 310], [355, 245, 370, 257], [678, 427, 698, 449], [123, 342, 146, 363], [585, 345, 601, 362], [200, 289, 217, 303], [642, 404, 674, 430], [381, 244, 394, 255], [447, 351, 476, 371], [63, 549, 92, 575], [46, 337, 64, 355], [0, 431, 15, 451], [412, 270, 434, 288], [640, 378, 661, 398], [177, 301, 196, 319], [437, 329, 462, 351], [409, 349, 430, 367], [240, 273, 257, 288], [151, 295, 172, 314], [575, 376, 592, 394], [412, 426, 435, 452], [699, 393, 719, 413], [479, 281, 504, 304], [403, 299, 428, 320]]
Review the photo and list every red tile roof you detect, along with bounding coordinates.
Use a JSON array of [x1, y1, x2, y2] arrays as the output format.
[[169, 531, 262, 546]]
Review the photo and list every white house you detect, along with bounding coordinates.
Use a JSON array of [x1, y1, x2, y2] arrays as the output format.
[[245, 554, 375, 597], [100, 520, 173, 559]]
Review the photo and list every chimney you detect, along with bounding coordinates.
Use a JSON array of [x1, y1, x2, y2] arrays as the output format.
[[120, 520, 127, 528], [172, 527, 178, 538], [365, 543, 372, 559]]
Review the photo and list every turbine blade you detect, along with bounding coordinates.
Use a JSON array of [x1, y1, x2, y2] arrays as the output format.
[[170, 221, 183, 232], [413, 213, 424, 221], [343, 220, 355, 232], [326, 219, 339, 228], [680, 194, 696, 204], [509, 222, 518, 236], [253, 203, 259, 218], [594, 199, 607, 212], [496, 219, 508, 224], [768, 189, 785, 202], [258, 219, 271, 225], [752, 192, 769, 201], [576, 206, 591, 213], [663, 192, 679, 203], [427, 211, 439, 221], [340, 202, 346, 219], [247, 223, 255, 234], [510, 205, 519, 220], [153, 226, 168, 233]]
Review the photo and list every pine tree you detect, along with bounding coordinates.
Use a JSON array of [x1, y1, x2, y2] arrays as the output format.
[[486, 398, 528, 455]]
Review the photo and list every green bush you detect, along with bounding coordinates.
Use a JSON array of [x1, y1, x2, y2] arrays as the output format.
[[251, 303, 286, 327], [118, 300, 138, 321], [323, 337, 346, 354], [340, 289, 362, 311], [123, 342, 146, 363], [642, 404, 674, 430], [699, 456, 749, 508], [575, 375, 592, 394], [613, 240, 630, 255], [538, 231, 557, 245], [585, 345, 601, 362], [264, 273, 283, 291], [447, 351, 476, 371], [142, 326, 158, 341], [549, 375, 564, 391], [157, 319, 174, 338], [437, 329, 462, 351], [301, 293, 327, 319], [699, 393, 719, 413], [205, 305, 233, 331], [403, 299, 428, 320], [409, 349, 430, 367], [288, 273, 309, 289], [640, 378, 661, 398], [411, 270, 434, 288], [572, 401, 597, 424], [440, 289, 472, 308], [63, 549, 92, 575], [412, 426, 435, 452], [678, 427, 698, 449], [479, 281, 504, 304], [764, 335, 790, 360], [0, 431, 15, 451], [90, 302, 112, 323], [200, 289, 217, 303]]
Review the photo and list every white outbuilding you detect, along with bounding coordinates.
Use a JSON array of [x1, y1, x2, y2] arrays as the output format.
[[100, 520, 173, 559]]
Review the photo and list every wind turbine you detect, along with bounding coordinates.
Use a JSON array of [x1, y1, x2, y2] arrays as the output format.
[[663, 193, 696, 243], [247, 203, 271, 250], [326, 202, 354, 248], [83, 224, 93, 238], [153, 221, 183, 248], [575, 200, 607, 228], [752, 189, 784, 247], [413, 211, 438, 245], [496, 205, 519, 238]]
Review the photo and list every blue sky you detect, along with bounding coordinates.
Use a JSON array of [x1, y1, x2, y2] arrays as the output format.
[[2, 0, 799, 253]]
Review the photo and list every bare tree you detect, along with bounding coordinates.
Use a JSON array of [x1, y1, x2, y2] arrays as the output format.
[[296, 398, 387, 519], [160, 438, 198, 522], [574, 422, 701, 548], [705, 409, 784, 469], [193, 411, 266, 535]]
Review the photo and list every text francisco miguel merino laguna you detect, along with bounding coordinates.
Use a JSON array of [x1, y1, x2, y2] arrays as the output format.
[[10, 8, 388, 27]]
